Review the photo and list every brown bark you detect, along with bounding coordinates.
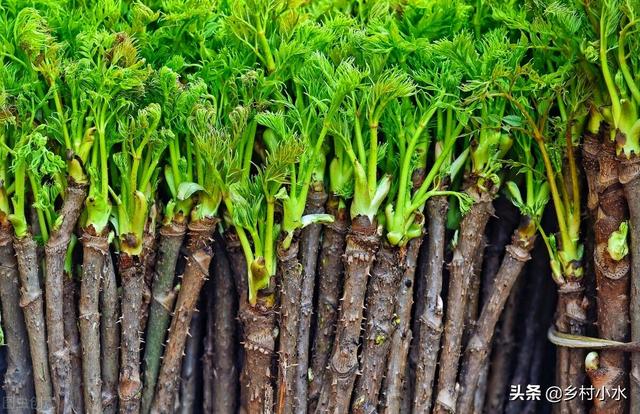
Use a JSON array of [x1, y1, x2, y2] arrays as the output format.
[[381, 236, 422, 413], [481, 199, 520, 414], [0, 222, 34, 414], [44, 245, 71, 414], [484, 276, 521, 414], [594, 186, 629, 410], [63, 272, 83, 413], [141, 220, 186, 414], [308, 196, 348, 411], [315, 215, 379, 414], [118, 252, 145, 414], [203, 276, 215, 414], [210, 236, 238, 414], [151, 218, 217, 413], [178, 304, 203, 414], [13, 234, 54, 414], [406, 234, 429, 399], [586, 352, 625, 414], [582, 127, 606, 213], [240, 299, 278, 414], [101, 245, 119, 414], [226, 229, 252, 411], [351, 242, 402, 414], [584, 132, 629, 413], [413, 196, 448, 413], [276, 237, 301, 414], [140, 207, 158, 335], [457, 220, 536, 414], [463, 237, 486, 346], [473, 361, 490, 414], [80, 228, 107, 414], [618, 154, 640, 413], [226, 229, 248, 307], [474, 199, 519, 414], [481, 197, 520, 306], [294, 185, 327, 409], [434, 195, 494, 414], [44, 180, 86, 413], [555, 281, 588, 414]]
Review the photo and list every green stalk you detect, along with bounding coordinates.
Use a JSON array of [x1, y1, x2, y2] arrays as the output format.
[[10, 162, 27, 238], [52, 89, 71, 151], [264, 197, 275, 280], [503, 93, 572, 252], [411, 123, 463, 210], [354, 101, 367, 166], [618, 21, 640, 105], [600, 10, 621, 123], [395, 108, 436, 224], [99, 104, 109, 201], [297, 123, 329, 214], [367, 122, 379, 195], [28, 173, 49, 242], [242, 121, 257, 181], [256, 19, 276, 73], [535, 137, 574, 258]]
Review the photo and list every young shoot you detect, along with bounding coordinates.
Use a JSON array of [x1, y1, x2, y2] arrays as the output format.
[[230, 119, 305, 305], [112, 103, 166, 256]]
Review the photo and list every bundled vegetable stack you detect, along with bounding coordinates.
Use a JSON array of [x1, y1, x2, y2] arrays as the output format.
[[0, 0, 639, 413]]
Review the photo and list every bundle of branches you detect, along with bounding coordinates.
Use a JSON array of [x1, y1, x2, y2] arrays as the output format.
[[1, 1, 640, 414]]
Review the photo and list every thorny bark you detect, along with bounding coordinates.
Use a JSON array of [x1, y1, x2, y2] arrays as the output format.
[[118, 251, 145, 414], [457, 220, 536, 414], [406, 168, 437, 397], [407, 233, 429, 398], [618, 153, 640, 413], [434, 193, 494, 414], [141, 220, 186, 414], [464, 239, 488, 410], [13, 234, 54, 414], [178, 304, 203, 414], [583, 133, 630, 414], [276, 237, 302, 414], [151, 218, 217, 413], [63, 273, 83, 413], [44, 180, 86, 413], [0, 222, 34, 414], [413, 196, 448, 414], [140, 207, 158, 335], [463, 237, 486, 346], [80, 228, 107, 414], [294, 185, 327, 409], [101, 244, 119, 414], [210, 236, 238, 414], [240, 298, 278, 414], [316, 216, 379, 414], [308, 196, 348, 411], [381, 236, 422, 414], [351, 243, 402, 414]]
